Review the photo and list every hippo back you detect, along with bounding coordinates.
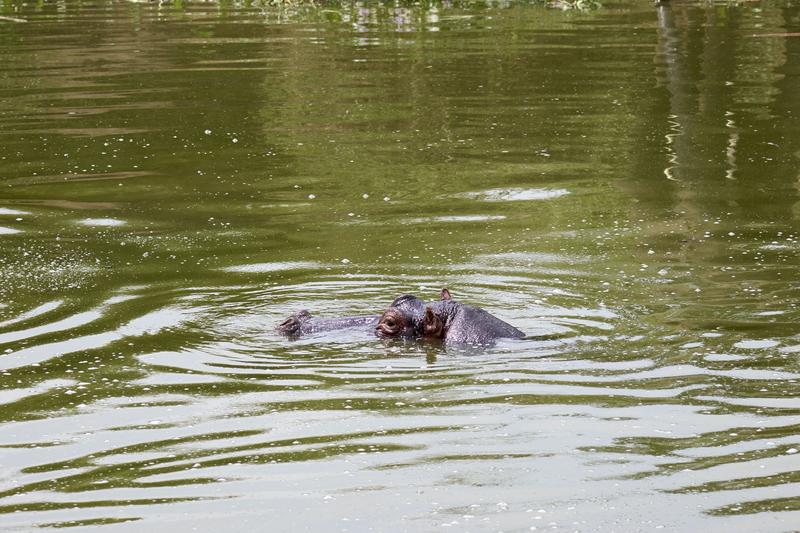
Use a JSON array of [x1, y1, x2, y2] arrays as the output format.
[[439, 302, 525, 345]]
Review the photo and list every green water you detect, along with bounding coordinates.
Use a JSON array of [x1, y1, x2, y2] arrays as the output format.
[[1, 0, 799, 530]]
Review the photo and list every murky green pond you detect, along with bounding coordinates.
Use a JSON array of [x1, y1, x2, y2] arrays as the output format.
[[1, 0, 799, 530]]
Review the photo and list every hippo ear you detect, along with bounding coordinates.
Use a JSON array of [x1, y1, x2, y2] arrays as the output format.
[[440, 288, 452, 301], [423, 306, 445, 338]]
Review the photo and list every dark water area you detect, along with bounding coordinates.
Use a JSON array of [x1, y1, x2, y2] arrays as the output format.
[[1, 0, 799, 530]]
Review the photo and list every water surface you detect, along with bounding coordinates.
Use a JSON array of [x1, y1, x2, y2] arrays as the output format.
[[1, 0, 799, 530]]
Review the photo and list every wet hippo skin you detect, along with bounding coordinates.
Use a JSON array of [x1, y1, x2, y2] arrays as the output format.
[[277, 310, 380, 336], [276, 292, 451, 339], [279, 289, 524, 345], [376, 289, 525, 345]]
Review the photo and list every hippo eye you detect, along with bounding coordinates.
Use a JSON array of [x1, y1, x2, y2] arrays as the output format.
[[384, 318, 396, 328]]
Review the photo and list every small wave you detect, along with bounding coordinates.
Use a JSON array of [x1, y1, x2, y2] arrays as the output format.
[[455, 188, 570, 202], [76, 218, 127, 227], [733, 339, 780, 349], [0, 208, 30, 216], [405, 215, 507, 223], [222, 261, 324, 273]]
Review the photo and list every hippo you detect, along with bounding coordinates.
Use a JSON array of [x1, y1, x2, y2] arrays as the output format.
[[278, 289, 525, 345]]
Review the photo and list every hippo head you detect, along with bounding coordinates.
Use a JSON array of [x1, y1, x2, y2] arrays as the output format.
[[375, 295, 425, 338], [375, 289, 452, 340]]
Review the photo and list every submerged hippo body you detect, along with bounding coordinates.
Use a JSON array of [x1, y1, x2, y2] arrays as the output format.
[[425, 299, 525, 345], [279, 289, 524, 346], [277, 310, 380, 337]]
